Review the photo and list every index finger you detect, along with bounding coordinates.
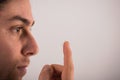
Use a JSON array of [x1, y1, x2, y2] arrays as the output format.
[[63, 41, 74, 70]]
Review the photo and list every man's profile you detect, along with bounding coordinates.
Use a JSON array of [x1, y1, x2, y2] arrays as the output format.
[[0, 0, 74, 80]]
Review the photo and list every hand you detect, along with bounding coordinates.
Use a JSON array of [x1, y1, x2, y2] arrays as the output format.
[[38, 41, 74, 80]]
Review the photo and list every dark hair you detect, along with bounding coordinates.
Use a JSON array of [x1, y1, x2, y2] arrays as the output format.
[[0, 0, 9, 10], [0, 0, 8, 3]]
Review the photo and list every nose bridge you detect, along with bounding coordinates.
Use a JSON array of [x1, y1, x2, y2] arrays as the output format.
[[22, 32, 39, 56]]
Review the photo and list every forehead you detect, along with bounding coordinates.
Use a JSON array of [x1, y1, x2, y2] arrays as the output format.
[[0, 0, 33, 23]]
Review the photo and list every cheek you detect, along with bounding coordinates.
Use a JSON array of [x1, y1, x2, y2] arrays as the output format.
[[0, 37, 23, 78], [0, 39, 21, 62], [0, 35, 22, 69], [0, 29, 22, 60]]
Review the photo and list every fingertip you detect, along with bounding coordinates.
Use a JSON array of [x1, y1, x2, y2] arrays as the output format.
[[64, 41, 70, 47], [63, 41, 72, 55], [41, 64, 51, 71]]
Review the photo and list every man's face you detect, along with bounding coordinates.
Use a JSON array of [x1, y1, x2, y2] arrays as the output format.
[[0, 0, 38, 80]]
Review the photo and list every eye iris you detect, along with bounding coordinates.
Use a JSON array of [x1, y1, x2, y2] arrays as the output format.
[[16, 28, 19, 32], [16, 27, 22, 32]]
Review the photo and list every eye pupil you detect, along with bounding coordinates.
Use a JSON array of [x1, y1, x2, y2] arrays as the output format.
[[16, 28, 20, 32], [16, 27, 22, 32]]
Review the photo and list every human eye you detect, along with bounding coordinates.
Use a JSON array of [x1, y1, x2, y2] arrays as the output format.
[[10, 25, 24, 35], [14, 26, 23, 32]]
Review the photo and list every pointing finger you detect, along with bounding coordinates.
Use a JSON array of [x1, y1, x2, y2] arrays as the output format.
[[63, 41, 74, 71]]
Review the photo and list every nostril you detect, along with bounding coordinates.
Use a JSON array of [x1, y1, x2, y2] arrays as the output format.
[[22, 45, 38, 57], [28, 52, 34, 56]]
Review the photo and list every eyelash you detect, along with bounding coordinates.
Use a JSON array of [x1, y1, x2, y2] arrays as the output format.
[[12, 26, 24, 33], [10, 25, 32, 36], [16, 27, 23, 32]]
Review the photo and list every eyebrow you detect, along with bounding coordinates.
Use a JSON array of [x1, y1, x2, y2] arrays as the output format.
[[8, 15, 35, 26]]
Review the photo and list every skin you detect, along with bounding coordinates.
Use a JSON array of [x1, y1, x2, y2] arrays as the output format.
[[0, 0, 74, 80], [39, 41, 74, 80], [0, 0, 38, 80]]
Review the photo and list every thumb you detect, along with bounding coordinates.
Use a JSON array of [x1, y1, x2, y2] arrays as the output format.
[[39, 65, 53, 80]]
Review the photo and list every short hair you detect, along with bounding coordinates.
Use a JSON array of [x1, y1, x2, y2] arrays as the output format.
[[0, 0, 9, 10]]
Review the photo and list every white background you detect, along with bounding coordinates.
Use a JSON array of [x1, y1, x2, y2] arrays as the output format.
[[23, 0, 120, 80]]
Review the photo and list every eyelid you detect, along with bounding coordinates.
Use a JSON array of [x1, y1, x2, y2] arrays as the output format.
[[13, 25, 24, 29], [11, 25, 23, 28], [10, 25, 23, 32], [10, 24, 32, 32]]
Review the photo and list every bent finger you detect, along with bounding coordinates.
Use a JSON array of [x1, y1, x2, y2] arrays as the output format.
[[51, 64, 63, 73], [39, 65, 53, 80]]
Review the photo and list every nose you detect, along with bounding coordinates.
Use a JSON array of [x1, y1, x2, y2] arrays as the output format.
[[22, 33, 39, 57]]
